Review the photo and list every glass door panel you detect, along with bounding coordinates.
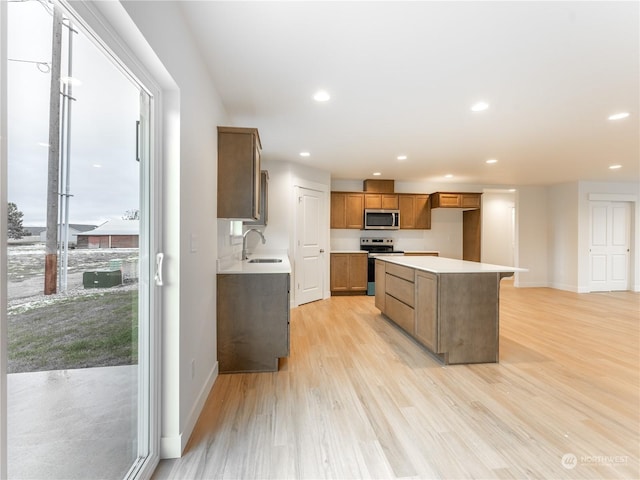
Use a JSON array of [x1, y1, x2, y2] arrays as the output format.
[[6, 2, 151, 478]]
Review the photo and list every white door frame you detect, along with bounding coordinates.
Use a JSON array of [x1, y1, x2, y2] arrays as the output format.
[[587, 193, 638, 293], [292, 179, 330, 306], [1, 0, 9, 476], [589, 201, 631, 292]]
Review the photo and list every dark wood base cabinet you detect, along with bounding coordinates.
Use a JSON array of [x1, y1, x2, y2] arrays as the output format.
[[217, 273, 290, 373]]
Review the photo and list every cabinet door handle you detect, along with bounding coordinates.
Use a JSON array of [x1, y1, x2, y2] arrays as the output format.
[[320, 249, 325, 253]]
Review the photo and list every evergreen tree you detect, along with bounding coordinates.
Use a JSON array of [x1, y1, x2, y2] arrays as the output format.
[[8, 202, 28, 239]]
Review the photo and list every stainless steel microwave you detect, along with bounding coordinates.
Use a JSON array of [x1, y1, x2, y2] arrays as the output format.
[[364, 209, 400, 230]]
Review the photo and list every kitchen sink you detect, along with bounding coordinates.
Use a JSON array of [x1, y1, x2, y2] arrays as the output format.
[[248, 258, 283, 263]]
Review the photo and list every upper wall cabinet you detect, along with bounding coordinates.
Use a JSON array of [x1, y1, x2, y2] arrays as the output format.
[[244, 171, 269, 226], [331, 192, 364, 229], [399, 194, 430, 229], [430, 192, 481, 209], [365, 193, 399, 210], [217, 126, 261, 220]]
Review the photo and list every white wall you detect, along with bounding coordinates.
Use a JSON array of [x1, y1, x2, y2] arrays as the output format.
[[547, 183, 579, 291], [482, 191, 515, 266], [544, 181, 640, 293], [250, 160, 331, 304], [121, 1, 228, 458], [516, 186, 549, 287]]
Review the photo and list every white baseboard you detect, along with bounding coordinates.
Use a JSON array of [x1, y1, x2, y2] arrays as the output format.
[[160, 433, 182, 459], [160, 361, 218, 459], [513, 280, 549, 288], [550, 282, 580, 293]]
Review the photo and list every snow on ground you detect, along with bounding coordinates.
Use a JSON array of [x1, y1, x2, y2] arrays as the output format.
[[8, 243, 139, 310]]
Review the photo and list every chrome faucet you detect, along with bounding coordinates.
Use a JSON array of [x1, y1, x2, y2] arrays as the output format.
[[242, 228, 266, 260]]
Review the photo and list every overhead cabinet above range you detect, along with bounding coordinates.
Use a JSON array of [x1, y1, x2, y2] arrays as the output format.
[[217, 126, 261, 220]]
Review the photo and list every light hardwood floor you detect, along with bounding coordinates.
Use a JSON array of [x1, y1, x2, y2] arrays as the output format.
[[153, 281, 639, 479]]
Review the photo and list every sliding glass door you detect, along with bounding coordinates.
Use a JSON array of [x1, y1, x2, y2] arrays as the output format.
[[4, 1, 159, 478]]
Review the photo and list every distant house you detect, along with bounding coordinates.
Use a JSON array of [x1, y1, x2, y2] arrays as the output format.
[[36, 224, 97, 245], [76, 220, 139, 249]]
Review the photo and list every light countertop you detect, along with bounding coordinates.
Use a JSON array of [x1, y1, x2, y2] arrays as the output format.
[[217, 253, 292, 274], [402, 251, 440, 254], [375, 255, 527, 274], [331, 250, 368, 254]]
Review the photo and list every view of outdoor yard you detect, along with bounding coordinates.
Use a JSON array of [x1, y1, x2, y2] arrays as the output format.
[[7, 242, 139, 373]]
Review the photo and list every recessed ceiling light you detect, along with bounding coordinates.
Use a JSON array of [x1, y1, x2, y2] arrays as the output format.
[[313, 90, 330, 102], [609, 164, 622, 170], [37, 142, 50, 147], [471, 101, 489, 112], [372, 172, 382, 176], [299, 151, 310, 157], [608, 112, 630, 121], [397, 155, 407, 161], [486, 159, 498, 164], [445, 174, 454, 178], [93, 164, 102, 168]]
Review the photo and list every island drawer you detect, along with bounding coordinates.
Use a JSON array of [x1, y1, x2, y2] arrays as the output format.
[[385, 263, 415, 282], [386, 273, 415, 307], [385, 294, 415, 334]]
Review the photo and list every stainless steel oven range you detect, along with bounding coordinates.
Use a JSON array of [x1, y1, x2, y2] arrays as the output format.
[[360, 237, 404, 295]]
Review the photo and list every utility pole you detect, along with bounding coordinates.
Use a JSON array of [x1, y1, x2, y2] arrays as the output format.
[[45, 5, 62, 295]]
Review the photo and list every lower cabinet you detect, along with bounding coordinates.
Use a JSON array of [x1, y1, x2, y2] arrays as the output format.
[[217, 273, 290, 373], [381, 263, 415, 334], [374, 259, 386, 311], [330, 252, 368, 294], [414, 271, 438, 353]]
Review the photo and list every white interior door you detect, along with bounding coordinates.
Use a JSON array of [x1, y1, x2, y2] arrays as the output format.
[[295, 186, 324, 305], [589, 201, 630, 291]]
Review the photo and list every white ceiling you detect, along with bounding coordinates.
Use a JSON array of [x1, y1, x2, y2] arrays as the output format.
[[179, 1, 639, 186]]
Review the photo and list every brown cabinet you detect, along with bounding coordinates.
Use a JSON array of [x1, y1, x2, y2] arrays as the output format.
[[399, 194, 430, 229], [381, 262, 416, 334], [243, 170, 268, 226], [217, 126, 261, 220], [330, 252, 368, 294], [415, 271, 438, 353], [217, 273, 289, 373], [330, 191, 432, 230], [374, 259, 386, 311], [364, 193, 399, 210], [376, 258, 503, 365], [330, 192, 364, 229], [430, 192, 481, 209]]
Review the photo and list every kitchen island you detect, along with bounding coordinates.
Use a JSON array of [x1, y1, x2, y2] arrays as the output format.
[[375, 256, 525, 365]]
